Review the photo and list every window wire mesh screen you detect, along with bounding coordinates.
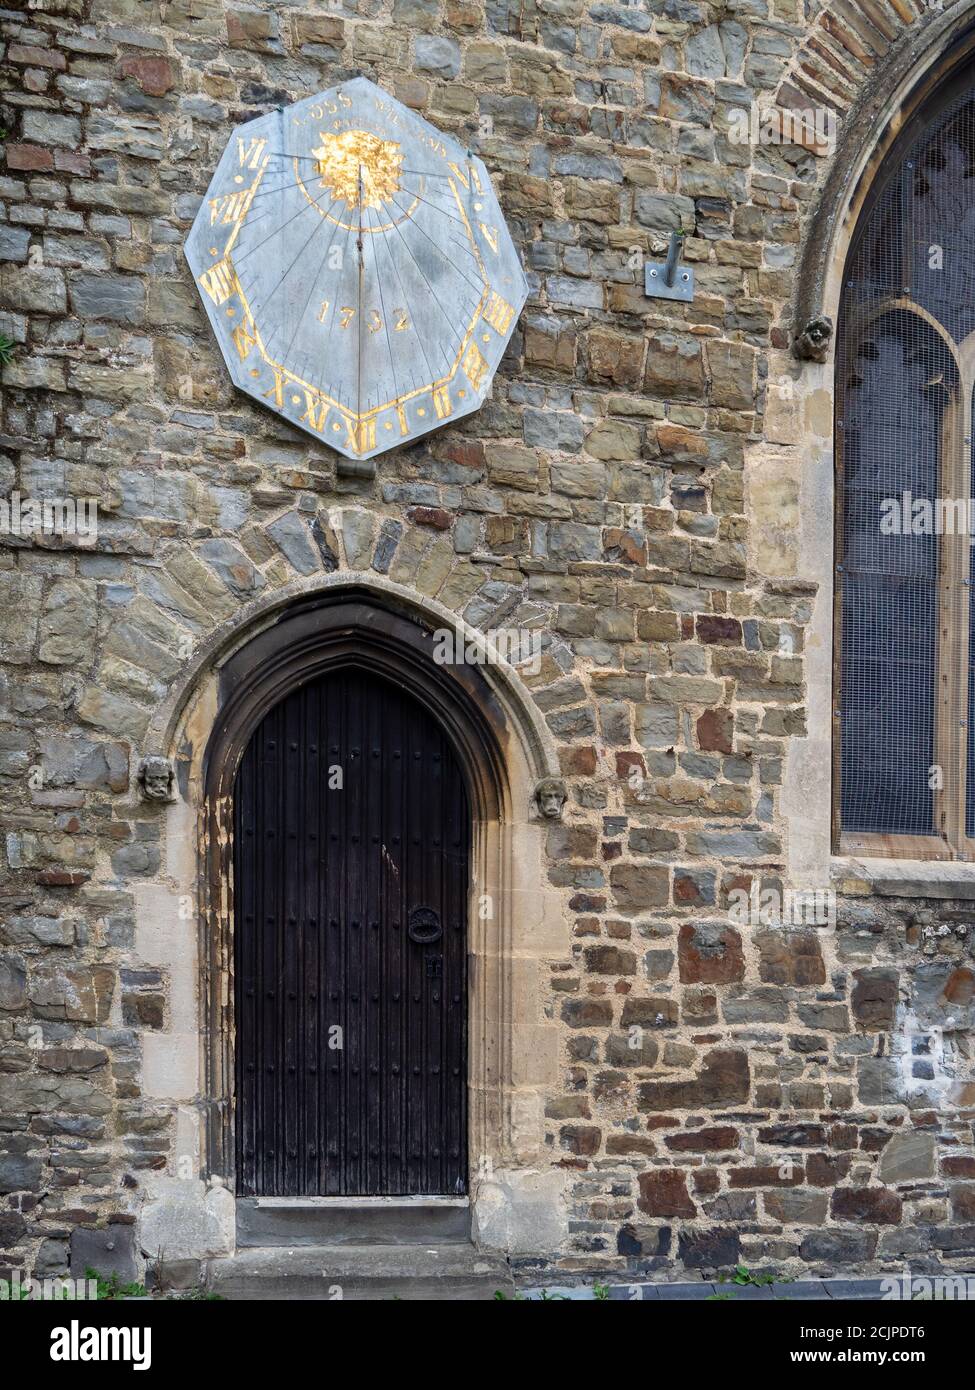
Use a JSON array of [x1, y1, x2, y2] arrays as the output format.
[[838, 85, 975, 855], [968, 408, 975, 839]]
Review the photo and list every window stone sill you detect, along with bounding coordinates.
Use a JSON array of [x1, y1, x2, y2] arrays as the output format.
[[830, 854, 975, 900]]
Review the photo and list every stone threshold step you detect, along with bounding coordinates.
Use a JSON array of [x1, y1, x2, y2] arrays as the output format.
[[207, 1244, 513, 1301], [236, 1195, 471, 1247]]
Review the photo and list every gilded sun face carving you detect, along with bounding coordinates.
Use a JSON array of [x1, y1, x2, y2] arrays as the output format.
[[311, 129, 403, 210]]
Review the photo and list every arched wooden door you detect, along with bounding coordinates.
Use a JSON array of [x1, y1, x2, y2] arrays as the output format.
[[233, 667, 470, 1197]]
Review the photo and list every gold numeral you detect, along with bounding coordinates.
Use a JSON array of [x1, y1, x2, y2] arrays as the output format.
[[433, 385, 452, 420], [482, 291, 514, 335], [368, 309, 382, 334], [395, 309, 409, 332], [479, 222, 499, 254], [346, 418, 375, 455], [462, 341, 487, 391], [208, 188, 254, 226], [448, 162, 482, 193], [317, 300, 330, 323], [232, 320, 257, 360], [237, 136, 268, 169], [396, 404, 408, 436], [340, 306, 355, 329], [264, 368, 286, 408], [199, 259, 237, 306], [300, 391, 330, 433]]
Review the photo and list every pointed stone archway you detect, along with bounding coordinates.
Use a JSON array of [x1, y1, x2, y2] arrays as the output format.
[[140, 575, 568, 1258]]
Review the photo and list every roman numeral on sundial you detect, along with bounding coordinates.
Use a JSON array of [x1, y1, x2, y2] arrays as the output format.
[[447, 161, 483, 194], [208, 152, 267, 228], [208, 187, 254, 226], [301, 392, 330, 433], [199, 258, 238, 306], [462, 341, 488, 391], [348, 418, 376, 455], [237, 136, 268, 169], [232, 319, 258, 361], [263, 369, 286, 408], [482, 292, 514, 334]]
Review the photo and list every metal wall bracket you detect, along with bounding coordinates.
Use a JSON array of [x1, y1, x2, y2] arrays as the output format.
[[644, 232, 694, 303]]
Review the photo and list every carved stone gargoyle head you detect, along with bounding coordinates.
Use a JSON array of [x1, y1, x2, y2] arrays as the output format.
[[534, 776, 568, 821], [793, 314, 834, 363], [138, 755, 176, 803]]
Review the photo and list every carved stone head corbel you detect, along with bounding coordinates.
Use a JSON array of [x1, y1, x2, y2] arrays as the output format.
[[534, 776, 568, 821], [138, 755, 176, 803], [793, 314, 834, 363]]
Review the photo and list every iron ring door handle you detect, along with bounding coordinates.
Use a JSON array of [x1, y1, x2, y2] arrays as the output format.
[[408, 907, 442, 944]]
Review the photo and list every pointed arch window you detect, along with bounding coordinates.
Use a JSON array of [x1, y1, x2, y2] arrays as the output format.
[[836, 77, 975, 859]]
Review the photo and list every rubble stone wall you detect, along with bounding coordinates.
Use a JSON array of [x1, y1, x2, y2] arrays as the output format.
[[1, 0, 974, 1284]]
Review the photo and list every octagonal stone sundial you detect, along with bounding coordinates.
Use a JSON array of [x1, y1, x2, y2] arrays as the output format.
[[185, 76, 528, 463]]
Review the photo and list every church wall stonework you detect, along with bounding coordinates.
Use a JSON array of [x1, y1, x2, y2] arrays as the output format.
[[2, 0, 975, 1286]]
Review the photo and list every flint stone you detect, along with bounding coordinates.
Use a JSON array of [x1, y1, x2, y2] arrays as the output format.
[[878, 1131, 936, 1184], [77, 689, 150, 744], [584, 944, 637, 976], [4, 915, 75, 947], [852, 968, 899, 1031], [69, 273, 145, 325], [765, 1190, 828, 1223], [721, 987, 788, 1024], [616, 1224, 670, 1257], [414, 35, 461, 77], [0, 1072, 112, 1119], [0, 1154, 43, 1193], [0, 575, 43, 663], [39, 1048, 108, 1073], [831, 1187, 903, 1224], [70, 1225, 140, 1282], [638, 1048, 749, 1111], [40, 735, 129, 791], [800, 1230, 877, 1263], [638, 1170, 696, 1218], [34, 1238, 69, 1276], [198, 539, 266, 600], [28, 966, 114, 1023], [912, 960, 975, 1029], [0, 226, 31, 262], [267, 512, 321, 575], [621, 996, 679, 1029], [0, 266, 66, 314], [0, 956, 27, 1010], [605, 1033, 659, 1066], [678, 1227, 740, 1269], [756, 930, 826, 987], [678, 923, 744, 984], [610, 863, 669, 911]]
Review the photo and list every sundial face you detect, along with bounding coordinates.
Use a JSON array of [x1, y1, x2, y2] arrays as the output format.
[[185, 77, 528, 462]]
